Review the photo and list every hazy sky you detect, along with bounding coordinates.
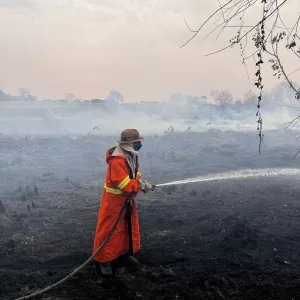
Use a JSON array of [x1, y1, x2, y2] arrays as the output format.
[[0, 0, 299, 102]]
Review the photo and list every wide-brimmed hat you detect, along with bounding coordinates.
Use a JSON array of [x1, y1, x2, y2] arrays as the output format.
[[117, 129, 144, 144]]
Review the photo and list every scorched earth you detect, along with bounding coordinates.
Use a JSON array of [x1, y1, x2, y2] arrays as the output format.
[[1, 129, 300, 300]]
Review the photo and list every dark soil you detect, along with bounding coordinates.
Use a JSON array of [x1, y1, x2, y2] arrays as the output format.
[[1, 131, 300, 300]]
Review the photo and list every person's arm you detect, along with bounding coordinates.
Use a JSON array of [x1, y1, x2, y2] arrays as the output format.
[[136, 164, 142, 180], [109, 158, 140, 196], [135, 162, 154, 193]]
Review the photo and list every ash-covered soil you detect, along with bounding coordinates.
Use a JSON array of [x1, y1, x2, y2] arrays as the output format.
[[1, 129, 300, 300]]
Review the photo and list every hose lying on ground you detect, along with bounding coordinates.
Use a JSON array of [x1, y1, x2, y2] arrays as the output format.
[[15, 201, 127, 300]]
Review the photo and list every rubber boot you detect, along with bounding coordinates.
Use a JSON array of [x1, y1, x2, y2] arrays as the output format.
[[118, 255, 140, 271], [121, 255, 147, 276], [100, 262, 113, 277]]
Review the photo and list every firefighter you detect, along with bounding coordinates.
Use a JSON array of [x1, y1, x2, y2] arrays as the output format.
[[93, 129, 154, 276]]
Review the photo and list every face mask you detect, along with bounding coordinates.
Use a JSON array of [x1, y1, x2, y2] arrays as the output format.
[[133, 141, 142, 151]]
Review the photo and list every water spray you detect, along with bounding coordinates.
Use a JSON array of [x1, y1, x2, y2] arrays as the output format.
[[155, 168, 300, 187]]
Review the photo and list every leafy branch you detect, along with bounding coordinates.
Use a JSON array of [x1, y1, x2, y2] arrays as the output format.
[[182, 0, 300, 156]]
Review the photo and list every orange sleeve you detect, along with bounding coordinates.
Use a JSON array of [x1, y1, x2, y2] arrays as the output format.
[[109, 158, 140, 195]]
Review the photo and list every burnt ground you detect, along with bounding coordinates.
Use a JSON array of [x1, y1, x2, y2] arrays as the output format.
[[1, 130, 300, 299]]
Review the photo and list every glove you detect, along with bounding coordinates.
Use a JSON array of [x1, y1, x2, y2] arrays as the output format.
[[139, 180, 155, 194]]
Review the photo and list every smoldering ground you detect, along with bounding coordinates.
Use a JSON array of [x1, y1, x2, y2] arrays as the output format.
[[1, 127, 300, 299]]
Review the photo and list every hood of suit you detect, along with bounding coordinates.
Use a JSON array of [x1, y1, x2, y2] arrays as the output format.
[[105, 143, 139, 164]]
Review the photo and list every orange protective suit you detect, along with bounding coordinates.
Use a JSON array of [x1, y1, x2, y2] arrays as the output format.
[[93, 146, 142, 263]]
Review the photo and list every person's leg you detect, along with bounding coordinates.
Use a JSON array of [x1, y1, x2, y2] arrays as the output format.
[[118, 254, 140, 270], [100, 262, 113, 276], [94, 260, 113, 277]]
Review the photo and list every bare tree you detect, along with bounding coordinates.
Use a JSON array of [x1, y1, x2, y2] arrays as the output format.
[[182, 0, 300, 154], [211, 90, 234, 108], [18, 88, 30, 97], [65, 93, 75, 101], [18, 88, 37, 101], [106, 90, 124, 104], [244, 90, 257, 106]]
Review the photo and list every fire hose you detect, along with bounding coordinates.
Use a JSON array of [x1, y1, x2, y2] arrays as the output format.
[[14, 167, 295, 299], [15, 168, 300, 298], [15, 183, 157, 300], [15, 199, 128, 300]]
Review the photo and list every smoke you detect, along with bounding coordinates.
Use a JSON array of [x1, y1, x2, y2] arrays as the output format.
[[0, 81, 299, 137], [0, 103, 296, 137]]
